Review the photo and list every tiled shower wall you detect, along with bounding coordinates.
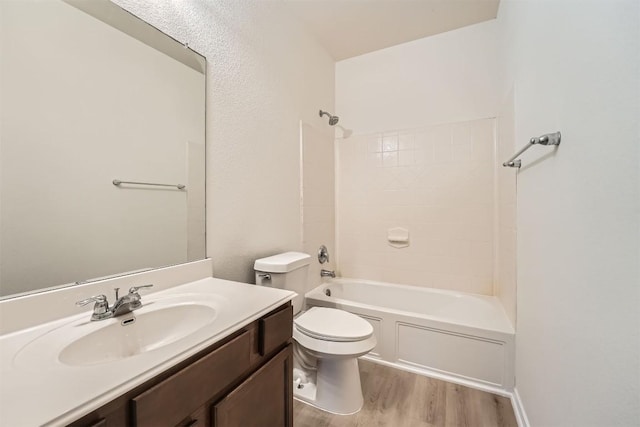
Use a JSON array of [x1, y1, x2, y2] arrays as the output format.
[[337, 118, 495, 295]]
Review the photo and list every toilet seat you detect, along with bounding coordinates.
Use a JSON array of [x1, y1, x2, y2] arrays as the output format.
[[294, 307, 373, 342], [293, 307, 377, 358]]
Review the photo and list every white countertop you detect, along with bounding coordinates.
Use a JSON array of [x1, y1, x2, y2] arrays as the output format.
[[0, 277, 295, 427]]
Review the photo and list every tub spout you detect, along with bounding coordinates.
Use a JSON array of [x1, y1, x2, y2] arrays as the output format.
[[320, 269, 336, 278]]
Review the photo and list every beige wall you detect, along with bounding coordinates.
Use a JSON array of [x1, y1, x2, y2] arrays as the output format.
[[497, 0, 640, 424], [301, 122, 335, 292], [113, 0, 336, 283], [336, 20, 498, 134]]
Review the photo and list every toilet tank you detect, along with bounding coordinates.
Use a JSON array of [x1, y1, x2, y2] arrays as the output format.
[[254, 252, 311, 315]]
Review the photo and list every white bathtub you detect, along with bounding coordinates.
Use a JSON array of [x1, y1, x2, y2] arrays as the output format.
[[305, 278, 515, 393]]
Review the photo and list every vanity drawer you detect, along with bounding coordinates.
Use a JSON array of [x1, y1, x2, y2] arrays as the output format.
[[259, 304, 293, 356], [132, 330, 251, 427]]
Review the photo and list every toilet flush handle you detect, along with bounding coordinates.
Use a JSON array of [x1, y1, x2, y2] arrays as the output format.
[[258, 273, 271, 281]]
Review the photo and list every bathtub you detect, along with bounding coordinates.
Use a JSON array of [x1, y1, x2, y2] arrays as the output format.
[[305, 278, 515, 393]]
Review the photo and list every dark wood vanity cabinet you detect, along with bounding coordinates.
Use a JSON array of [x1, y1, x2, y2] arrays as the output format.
[[213, 344, 293, 427], [69, 303, 293, 427]]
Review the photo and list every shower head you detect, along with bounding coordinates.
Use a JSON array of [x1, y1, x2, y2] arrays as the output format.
[[319, 109, 339, 126]]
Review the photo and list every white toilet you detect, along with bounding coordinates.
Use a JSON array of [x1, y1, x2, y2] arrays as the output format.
[[254, 252, 376, 415]]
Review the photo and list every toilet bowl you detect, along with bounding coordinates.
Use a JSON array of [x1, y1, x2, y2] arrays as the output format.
[[254, 252, 376, 415], [293, 306, 376, 414]]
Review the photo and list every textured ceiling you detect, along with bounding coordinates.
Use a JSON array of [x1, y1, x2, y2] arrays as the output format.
[[283, 0, 500, 60]]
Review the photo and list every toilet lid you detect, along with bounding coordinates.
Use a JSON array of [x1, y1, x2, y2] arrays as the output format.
[[294, 307, 373, 342]]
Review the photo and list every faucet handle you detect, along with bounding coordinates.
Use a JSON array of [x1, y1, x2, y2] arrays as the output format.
[[122, 284, 153, 313], [128, 284, 154, 294], [76, 294, 112, 320], [318, 245, 330, 264], [129, 284, 154, 293], [76, 294, 108, 307]]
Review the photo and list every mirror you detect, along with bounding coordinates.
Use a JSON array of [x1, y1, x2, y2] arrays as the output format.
[[0, 0, 206, 298]]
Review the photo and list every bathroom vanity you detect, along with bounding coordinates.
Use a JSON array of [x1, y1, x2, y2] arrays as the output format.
[[71, 302, 293, 427], [0, 265, 296, 426]]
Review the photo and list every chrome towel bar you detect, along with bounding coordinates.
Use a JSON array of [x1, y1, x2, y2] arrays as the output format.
[[112, 179, 186, 190], [503, 131, 561, 168]]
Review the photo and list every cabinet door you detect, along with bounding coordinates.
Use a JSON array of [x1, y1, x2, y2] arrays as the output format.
[[132, 331, 251, 427], [213, 344, 293, 427]]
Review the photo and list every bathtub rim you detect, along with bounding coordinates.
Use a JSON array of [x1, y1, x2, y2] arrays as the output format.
[[307, 277, 515, 336], [325, 276, 502, 300]]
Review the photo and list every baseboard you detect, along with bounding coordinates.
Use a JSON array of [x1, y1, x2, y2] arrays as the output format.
[[361, 355, 512, 398], [511, 387, 530, 427]]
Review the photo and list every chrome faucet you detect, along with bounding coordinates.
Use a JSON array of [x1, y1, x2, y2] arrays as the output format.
[[76, 284, 154, 321], [75, 294, 112, 321], [111, 285, 153, 316], [320, 269, 336, 278]]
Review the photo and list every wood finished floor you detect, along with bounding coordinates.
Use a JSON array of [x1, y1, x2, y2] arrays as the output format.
[[293, 360, 518, 427]]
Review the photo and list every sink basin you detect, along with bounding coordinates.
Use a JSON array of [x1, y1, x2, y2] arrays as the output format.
[[60, 304, 216, 366], [13, 295, 220, 367]]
